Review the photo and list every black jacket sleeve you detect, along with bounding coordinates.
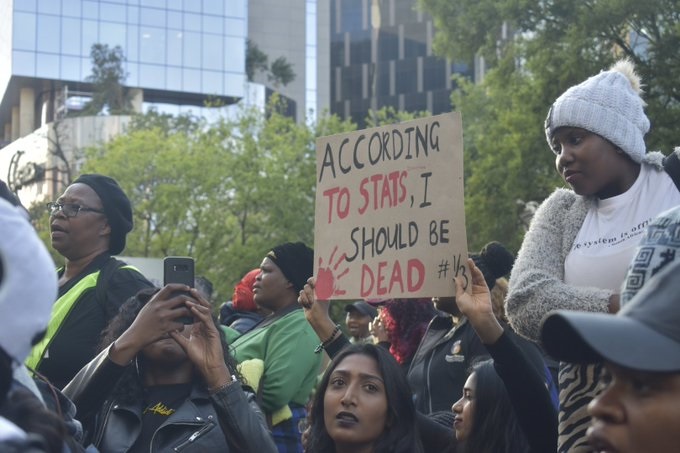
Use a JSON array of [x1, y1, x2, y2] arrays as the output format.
[[62, 346, 128, 423], [486, 332, 558, 453], [209, 382, 277, 452], [323, 333, 351, 359]]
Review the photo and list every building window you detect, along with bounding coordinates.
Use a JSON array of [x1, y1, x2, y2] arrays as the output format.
[[378, 29, 398, 62], [83, 1, 99, 20], [61, 56, 82, 81], [182, 31, 201, 68], [13, 12, 37, 51], [141, 7, 166, 27], [37, 15, 61, 53], [167, 30, 183, 66], [37, 0, 60, 15], [140, 27, 166, 65], [184, 12, 201, 31], [61, 18, 81, 55], [12, 51, 36, 76], [101, 3, 126, 23], [202, 34, 224, 71], [15, 0, 37, 13], [100, 22, 127, 49], [202, 15, 222, 34]]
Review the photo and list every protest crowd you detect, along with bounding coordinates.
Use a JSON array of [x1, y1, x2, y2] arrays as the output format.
[[1, 59, 680, 453]]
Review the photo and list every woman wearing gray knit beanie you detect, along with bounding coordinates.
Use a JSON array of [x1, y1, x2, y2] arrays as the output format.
[[505, 60, 680, 452]]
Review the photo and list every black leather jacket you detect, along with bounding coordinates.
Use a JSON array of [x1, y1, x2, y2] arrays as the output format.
[[63, 347, 277, 453]]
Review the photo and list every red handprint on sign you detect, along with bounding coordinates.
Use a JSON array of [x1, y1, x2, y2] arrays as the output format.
[[316, 246, 349, 299]]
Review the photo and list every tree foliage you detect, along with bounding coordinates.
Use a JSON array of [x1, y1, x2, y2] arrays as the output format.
[[80, 100, 354, 299], [419, 0, 680, 251], [245, 39, 269, 82], [83, 43, 132, 115], [268, 57, 296, 87], [246, 40, 296, 87], [364, 106, 431, 128]]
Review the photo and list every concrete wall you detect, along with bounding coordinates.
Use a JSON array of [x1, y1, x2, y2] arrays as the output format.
[[0, 115, 131, 207], [316, 0, 330, 116], [248, 0, 307, 121], [0, 0, 13, 119]]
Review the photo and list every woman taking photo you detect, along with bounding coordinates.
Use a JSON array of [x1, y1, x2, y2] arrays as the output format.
[[305, 343, 423, 453], [63, 284, 276, 453]]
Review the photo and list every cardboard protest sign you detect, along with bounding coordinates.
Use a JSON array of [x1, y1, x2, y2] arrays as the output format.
[[314, 112, 468, 299]]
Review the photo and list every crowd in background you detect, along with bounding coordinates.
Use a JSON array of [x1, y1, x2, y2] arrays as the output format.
[[1, 58, 680, 453]]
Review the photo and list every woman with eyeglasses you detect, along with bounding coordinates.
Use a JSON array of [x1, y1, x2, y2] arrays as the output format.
[[26, 174, 153, 389]]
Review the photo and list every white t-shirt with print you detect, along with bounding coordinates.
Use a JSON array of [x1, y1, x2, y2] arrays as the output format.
[[565, 164, 680, 291]]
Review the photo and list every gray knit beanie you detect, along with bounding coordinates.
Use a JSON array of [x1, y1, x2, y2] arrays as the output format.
[[621, 206, 680, 306], [544, 59, 649, 162]]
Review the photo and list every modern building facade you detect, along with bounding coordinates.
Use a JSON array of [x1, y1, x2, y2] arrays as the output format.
[[1, 0, 248, 142], [0, 0, 329, 204], [247, 0, 329, 122], [329, 0, 472, 127]]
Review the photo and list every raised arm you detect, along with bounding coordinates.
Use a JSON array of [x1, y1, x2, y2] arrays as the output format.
[[298, 277, 349, 358], [173, 293, 276, 452], [456, 259, 557, 452]]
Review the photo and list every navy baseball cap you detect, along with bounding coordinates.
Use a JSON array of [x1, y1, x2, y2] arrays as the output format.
[[344, 301, 378, 319]]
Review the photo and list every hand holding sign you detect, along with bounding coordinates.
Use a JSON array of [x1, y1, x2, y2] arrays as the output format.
[[315, 246, 349, 299]]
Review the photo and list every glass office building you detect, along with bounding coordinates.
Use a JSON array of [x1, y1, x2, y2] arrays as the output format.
[[1, 0, 247, 139], [330, 0, 471, 127]]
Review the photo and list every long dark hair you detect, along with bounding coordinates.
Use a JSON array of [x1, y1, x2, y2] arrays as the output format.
[[306, 344, 423, 453], [459, 359, 530, 453], [97, 287, 239, 405], [381, 298, 435, 365]]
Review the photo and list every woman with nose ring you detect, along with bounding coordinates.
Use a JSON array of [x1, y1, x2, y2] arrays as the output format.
[[505, 59, 680, 452]]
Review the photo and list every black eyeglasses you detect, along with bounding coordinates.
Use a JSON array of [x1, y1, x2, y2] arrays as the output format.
[[47, 202, 105, 218]]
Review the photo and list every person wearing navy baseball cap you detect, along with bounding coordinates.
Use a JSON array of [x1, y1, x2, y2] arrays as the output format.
[[344, 301, 378, 344]]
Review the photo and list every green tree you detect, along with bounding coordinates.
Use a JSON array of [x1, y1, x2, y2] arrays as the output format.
[[81, 100, 354, 299], [418, 0, 680, 251], [268, 57, 296, 87], [27, 198, 63, 265], [246, 39, 269, 82], [245, 40, 296, 87], [364, 106, 431, 128], [83, 43, 132, 115]]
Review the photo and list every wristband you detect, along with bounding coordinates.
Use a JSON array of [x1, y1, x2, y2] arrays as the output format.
[[208, 374, 238, 394], [315, 324, 341, 354]]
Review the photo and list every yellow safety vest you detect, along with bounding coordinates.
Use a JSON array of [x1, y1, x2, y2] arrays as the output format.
[[25, 265, 136, 371]]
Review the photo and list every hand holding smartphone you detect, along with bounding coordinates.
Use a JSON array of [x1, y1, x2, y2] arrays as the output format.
[[163, 256, 195, 324]]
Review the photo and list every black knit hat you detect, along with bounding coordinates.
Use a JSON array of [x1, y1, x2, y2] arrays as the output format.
[[266, 242, 314, 292], [73, 174, 132, 255], [470, 242, 514, 290]]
